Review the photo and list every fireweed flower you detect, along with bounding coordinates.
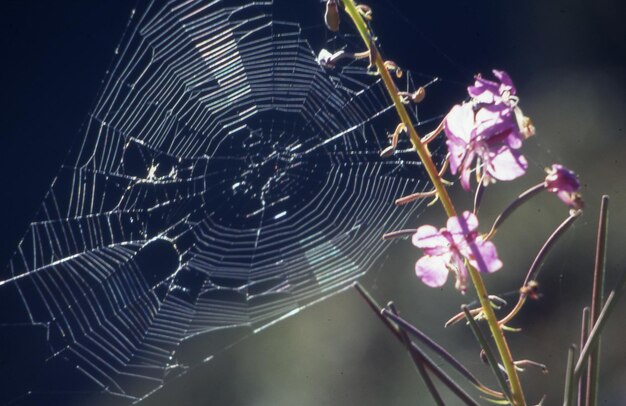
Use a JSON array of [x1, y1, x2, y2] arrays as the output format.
[[545, 164, 584, 209], [444, 70, 533, 190], [412, 211, 502, 293]]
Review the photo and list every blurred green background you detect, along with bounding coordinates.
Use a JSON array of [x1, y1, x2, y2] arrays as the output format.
[[1, 0, 625, 405]]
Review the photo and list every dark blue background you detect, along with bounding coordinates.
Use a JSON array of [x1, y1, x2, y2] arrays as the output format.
[[2, 1, 624, 265]]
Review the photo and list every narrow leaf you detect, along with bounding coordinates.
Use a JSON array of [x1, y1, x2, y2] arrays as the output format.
[[563, 344, 577, 406], [462, 305, 513, 401], [574, 267, 626, 380], [586, 195, 609, 406], [578, 307, 590, 406], [353, 283, 481, 406], [388, 302, 445, 406]]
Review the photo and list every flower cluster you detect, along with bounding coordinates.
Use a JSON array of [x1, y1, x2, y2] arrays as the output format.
[[412, 212, 502, 293], [410, 71, 582, 292], [444, 70, 534, 190]]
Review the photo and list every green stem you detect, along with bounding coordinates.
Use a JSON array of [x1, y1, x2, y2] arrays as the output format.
[[574, 267, 626, 381], [586, 195, 609, 406], [578, 307, 591, 405], [341, 0, 455, 218], [341, 2, 525, 404], [563, 344, 578, 406]]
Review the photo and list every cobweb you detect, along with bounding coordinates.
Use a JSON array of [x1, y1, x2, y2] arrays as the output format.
[[0, 1, 446, 404]]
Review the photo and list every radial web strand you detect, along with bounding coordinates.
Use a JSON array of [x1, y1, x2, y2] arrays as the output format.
[[0, 1, 446, 404]]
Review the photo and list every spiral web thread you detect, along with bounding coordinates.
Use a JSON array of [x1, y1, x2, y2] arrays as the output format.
[[0, 0, 443, 404]]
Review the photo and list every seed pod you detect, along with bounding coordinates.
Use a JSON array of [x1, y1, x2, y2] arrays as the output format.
[[325, 0, 340, 32]]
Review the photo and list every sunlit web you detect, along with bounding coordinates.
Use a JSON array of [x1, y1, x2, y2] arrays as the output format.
[[0, 0, 446, 404]]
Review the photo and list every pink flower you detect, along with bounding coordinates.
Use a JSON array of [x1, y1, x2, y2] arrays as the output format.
[[445, 103, 528, 190], [412, 211, 502, 293], [468, 70, 516, 106], [444, 70, 533, 190], [545, 164, 584, 209]]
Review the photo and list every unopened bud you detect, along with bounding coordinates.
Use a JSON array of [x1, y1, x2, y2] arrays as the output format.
[[325, 0, 340, 32]]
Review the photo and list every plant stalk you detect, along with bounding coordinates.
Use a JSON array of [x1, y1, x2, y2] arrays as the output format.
[[563, 344, 578, 406], [586, 196, 609, 406], [341, 1, 525, 403], [578, 307, 591, 405], [574, 267, 626, 379]]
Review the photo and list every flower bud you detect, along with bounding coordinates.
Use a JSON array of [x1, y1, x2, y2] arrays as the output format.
[[544, 164, 584, 209], [325, 0, 340, 32]]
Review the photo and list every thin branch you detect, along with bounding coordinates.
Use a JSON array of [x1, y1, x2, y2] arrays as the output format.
[[524, 210, 582, 286], [486, 183, 545, 240]]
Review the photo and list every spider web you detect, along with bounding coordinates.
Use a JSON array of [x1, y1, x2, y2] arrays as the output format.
[[0, 1, 445, 404]]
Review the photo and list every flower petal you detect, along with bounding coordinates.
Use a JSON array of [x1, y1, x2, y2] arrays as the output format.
[[493, 69, 516, 95], [415, 255, 449, 288], [467, 239, 503, 274], [475, 106, 521, 148], [412, 225, 450, 255], [444, 103, 475, 145], [446, 138, 465, 175], [468, 75, 499, 103], [447, 211, 479, 235], [486, 145, 528, 181]]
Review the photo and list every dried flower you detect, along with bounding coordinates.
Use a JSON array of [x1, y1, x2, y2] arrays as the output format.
[[412, 211, 502, 293], [544, 164, 584, 209]]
